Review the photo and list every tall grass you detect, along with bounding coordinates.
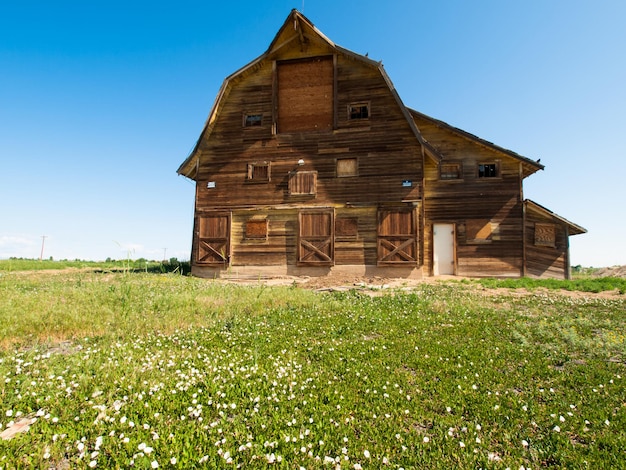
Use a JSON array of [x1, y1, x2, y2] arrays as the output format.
[[0, 272, 624, 468]]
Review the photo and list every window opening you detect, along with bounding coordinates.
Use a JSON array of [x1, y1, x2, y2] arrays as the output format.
[[247, 162, 271, 182], [244, 114, 263, 127], [348, 103, 369, 120], [478, 163, 498, 178]]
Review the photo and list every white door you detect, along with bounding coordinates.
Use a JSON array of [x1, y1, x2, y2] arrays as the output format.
[[433, 223, 455, 275]]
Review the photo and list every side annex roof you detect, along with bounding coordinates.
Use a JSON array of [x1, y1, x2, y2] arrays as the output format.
[[409, 108, 545, 178], [525, 200, 587, 235]]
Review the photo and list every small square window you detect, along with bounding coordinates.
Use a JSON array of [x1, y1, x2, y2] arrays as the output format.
[[245, 219, 268, 240], [478, 163, 498, 178], [244, 114, 263, 127], [466, 219, 492, 242], [247, 162, 271, 182], [336, 158, 358, 177], [335, 217, 358, 239], [440, 163, 461, 180], [348, 103, 369, 120], [535, 223, 556, 247]]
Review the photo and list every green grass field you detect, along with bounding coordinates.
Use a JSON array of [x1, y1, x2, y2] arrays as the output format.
[[0, 268, 624, 468]]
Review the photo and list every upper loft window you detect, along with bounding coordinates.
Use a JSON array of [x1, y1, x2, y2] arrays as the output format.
[[348, 103, 369, 120], [247, 162, 270, 182], [244, 114, 263, 127], [478, 163, 498, 178], [276, 56, 334, 133], [440, 163, 462, 180]]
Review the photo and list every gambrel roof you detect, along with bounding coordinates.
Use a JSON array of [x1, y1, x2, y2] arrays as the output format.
[[177, 9, 441, 179]]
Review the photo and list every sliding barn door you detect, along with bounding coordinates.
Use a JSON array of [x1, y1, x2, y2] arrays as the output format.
[[196, 212, 231, 265], [298, 210, 334, 266], [377, 208, 418, 266]]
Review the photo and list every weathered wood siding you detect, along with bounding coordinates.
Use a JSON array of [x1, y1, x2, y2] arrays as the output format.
[[417, 114, 524, 277], [191, 40, 424, 270], [194, 54, 422, 209], [227, 206, 379, 267], [524, 206, 569, 279]]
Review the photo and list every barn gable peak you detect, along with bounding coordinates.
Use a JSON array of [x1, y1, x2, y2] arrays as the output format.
[[265, 10, 336, 57]]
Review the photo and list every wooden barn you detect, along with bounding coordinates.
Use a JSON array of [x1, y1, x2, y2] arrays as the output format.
[[177, 10, 586, 280]]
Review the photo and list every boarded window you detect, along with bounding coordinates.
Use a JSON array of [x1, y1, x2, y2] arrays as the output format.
[[335, 217, 358, 239], [440, 163, 461, 180], [348, 103, 369, 120], [478, 163, 498, 178], [289, 171, 317, 196], [247, 162, 270, 182], [535, 223, 556, 247], [244, 114, 262, 127], [245, 219, 268, 240], [336, 158, 358, 177], [276, 57, 334, 133], [466, 219, 492, 242]]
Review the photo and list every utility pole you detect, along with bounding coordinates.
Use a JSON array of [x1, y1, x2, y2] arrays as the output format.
[[163, 248, 167, 263], [39, 235, 47, 261]]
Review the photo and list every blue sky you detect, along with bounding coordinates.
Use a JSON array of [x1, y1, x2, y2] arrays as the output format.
[[1, 1, 625, 267]]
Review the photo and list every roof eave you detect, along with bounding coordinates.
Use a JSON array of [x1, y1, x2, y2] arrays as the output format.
[[525, 199, 587, 235], [408, 108, 544, 175]]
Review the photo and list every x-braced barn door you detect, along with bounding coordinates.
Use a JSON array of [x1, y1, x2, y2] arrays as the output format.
[[298, 210, 334, 266], [196, 212, 231, 266], [377, 208, 418, 266]]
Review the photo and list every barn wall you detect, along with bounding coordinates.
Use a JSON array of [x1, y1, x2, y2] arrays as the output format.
[[191, 206, 424, 279], [418, 115, 524, 278], [524, 208, 569, 279], [191, 48, 424, 272], [193, 54, 423, 210]]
